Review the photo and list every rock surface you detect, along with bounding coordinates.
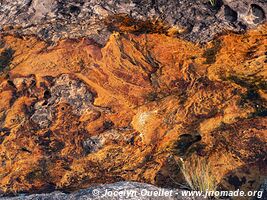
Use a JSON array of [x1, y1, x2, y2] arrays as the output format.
[[0, 0, 266, 199], [255, 179, 267, 200], [0, 24, 266, 196], [0, 182, 197, 200], [0, 0, 266, 45]]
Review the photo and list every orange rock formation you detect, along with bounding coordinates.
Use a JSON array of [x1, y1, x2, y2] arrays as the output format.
[[0, 24, 266, 195]]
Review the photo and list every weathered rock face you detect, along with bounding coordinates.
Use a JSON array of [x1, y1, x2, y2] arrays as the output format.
[[0, 0, 266, 198], [0, 0, 266, 45], [0, 23, 266, 196]]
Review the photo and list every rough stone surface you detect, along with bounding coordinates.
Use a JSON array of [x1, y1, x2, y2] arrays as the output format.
[[0, 182, 198, 200], [0, 0, 266, 45], [257, 179, 267, 200], [0, 0, 266, 199], [31, 74, 94, 128], [0, 23, 266, 196]]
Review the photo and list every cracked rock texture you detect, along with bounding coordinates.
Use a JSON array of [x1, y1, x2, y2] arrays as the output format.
[[0, 0, 266, 199], [0, 0, 266, 45]]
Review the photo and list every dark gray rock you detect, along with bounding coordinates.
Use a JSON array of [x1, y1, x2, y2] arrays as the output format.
[[254, 179, 267, 200], [224, 0, 266, 25], [0, 0, 266, 45], [0, 182, 200, 200], [82, 136, 103, 154], [31, 74, 94, 128]]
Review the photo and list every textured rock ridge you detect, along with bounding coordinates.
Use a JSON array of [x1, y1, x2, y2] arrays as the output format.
[[0, 0, 266, 45]]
